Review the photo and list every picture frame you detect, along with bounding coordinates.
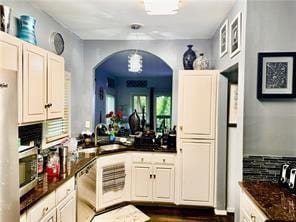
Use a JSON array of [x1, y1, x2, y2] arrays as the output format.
[[219, 19, 228, 58], [230, 12, 241, 58], [228, 83, 238, 127], [257, 52, 296, 99]]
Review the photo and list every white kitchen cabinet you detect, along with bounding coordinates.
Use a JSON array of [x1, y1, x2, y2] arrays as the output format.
[[40, 208, 56, 222], [20, 213, 27, 222], [131, 152, 175, 203], [22, 42, 47, 123], [47, 53, 64, 120], [178, 70, 217, 140], [56, 191, 76, 222], [20, 41, 65, 124], [132, 164, 153, 201], [27, 191, 56, 222], [240, 189, 267, 222], [178, 139, 215, 206], [153, 165, 175, 202]]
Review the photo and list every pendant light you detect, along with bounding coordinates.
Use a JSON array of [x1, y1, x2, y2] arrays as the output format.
[[128, 23, 143, 73]]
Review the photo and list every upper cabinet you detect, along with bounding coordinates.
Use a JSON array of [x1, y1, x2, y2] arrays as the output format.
[[47, 53, 64, 119], [20, 41, 65, 124], [22, 42, 47, 123], [178, 70, 217, 140]]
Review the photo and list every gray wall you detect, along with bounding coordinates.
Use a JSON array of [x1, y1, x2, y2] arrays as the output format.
[[244, 0, 296, 156], [1, 0, 85, 136], [211, 0, 247, 218], [82, 39, 212, 134]]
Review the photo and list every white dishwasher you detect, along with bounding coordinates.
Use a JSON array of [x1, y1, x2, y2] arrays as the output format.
[[77, 159, 97, 222]]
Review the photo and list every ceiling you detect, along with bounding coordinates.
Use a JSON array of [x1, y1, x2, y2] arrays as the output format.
[[29, 0, 236, 40], [96, 50, 172, 77]]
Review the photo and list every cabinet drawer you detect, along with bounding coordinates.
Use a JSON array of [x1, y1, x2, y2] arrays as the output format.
[[132, 153, 153, 164], [153, 154, 175, 165], [27, 191, 56, 222], [241, 191, 267, 222], [56, 177, 75, 204]]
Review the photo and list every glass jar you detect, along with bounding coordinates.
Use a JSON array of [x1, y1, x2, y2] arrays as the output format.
[[46, 148, 60, 177]]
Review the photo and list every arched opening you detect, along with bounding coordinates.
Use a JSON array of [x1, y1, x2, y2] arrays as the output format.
[[94, 49, 173, 134]]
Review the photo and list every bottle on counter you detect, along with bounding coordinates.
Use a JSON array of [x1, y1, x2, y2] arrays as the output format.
[[46, 147, 60, 177]]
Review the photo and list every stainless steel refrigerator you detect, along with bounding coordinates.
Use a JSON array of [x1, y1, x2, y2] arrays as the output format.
[[0, 67, 19, 221]]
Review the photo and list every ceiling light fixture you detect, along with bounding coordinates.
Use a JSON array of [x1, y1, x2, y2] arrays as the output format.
[[128, 23, 143, 73], [143, 0, 181, 15]]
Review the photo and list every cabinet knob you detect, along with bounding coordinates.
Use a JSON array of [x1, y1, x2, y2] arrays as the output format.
[[42, 206, 49, 216], [66, 188, 71, 193], [251, 215, 256, 222], [141, 158, 144, 162], [48, 103, 52, 107], [180, 148, 183, 152], [153, 174, 156, 179], [179, 126, 183, 131], [163, 159, 165, 163], [150, 174, 152, 179]]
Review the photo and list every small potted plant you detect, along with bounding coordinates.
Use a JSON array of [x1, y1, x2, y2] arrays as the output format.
[[106, 111, 123, 143]]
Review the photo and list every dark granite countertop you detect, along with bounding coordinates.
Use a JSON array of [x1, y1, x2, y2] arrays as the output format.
[[20, 146, 176, 213], [240, 181, 296, 222]]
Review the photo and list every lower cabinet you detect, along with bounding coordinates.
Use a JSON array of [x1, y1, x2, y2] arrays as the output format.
[[240, 189, 267, 222], [178, 139, 215, 206], [40, 208, 56, 222], [132, 164, 153, 201], [56, 191, 76, 222], [131, 153, 175, 203], [25, 177, 75, 222]]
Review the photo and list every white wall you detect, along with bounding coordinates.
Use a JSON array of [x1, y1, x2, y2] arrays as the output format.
[[244, 0, 296, 156], [0, 0, 85, 136], [211, 0, 247, 220], [81, 39, 212, 135]]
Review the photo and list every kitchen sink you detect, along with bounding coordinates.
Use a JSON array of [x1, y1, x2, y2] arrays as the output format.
[[99, 144, 126, 151], [77, 147, 98, 153]]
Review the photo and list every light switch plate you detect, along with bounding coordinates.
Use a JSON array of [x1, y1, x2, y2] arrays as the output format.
[[85, 121, 90, 129]]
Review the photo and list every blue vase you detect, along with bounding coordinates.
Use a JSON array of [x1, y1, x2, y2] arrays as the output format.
[[183, 45, 197, 70], [18, 15, 37, 45]]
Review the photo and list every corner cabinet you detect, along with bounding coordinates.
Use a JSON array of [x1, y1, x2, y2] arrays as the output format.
[[131, 153, 175, 203]]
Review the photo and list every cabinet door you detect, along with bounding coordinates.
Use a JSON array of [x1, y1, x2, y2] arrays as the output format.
[[179, 139, 215, 206], [40, 208, 56, 222], [131, 164, 153, 201], [153, 165, 175, 203], [47, 53, 64, 119], [23, 42, 47, 122], [178, 70, 217, 139], [56, 191, 76, 222]]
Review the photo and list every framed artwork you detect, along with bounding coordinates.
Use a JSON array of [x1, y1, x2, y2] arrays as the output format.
[[228, 83, 238, 127], [219, 19, 228, 58], [257, 52, 296, 99], [230, 12, 241, 58]]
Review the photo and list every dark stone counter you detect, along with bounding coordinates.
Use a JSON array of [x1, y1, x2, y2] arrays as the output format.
[[240, 181, 296, 222]]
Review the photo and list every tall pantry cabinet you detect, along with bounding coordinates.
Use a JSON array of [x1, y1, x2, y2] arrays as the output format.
[[176, 70, 228, 211]]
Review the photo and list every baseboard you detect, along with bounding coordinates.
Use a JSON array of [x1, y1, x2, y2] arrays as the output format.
[[227, 207, 235, 213], [214, 209, 228, 216]]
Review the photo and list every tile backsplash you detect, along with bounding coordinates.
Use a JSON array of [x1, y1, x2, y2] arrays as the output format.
[[243, 155, 296, 183]]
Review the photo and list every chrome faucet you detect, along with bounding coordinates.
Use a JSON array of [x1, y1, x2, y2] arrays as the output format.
[[94, 123, 107, 146]]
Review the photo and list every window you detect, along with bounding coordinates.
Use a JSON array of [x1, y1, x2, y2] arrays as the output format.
[[156, 96, 172, 132], [45, 72, 71, 146], [106, 94, 115, 124], [132, 95, 148, 120], [106, 94, 115, 114]]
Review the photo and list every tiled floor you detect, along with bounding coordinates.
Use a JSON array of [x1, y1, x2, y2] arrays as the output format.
[[137, 206, 234, 222]]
